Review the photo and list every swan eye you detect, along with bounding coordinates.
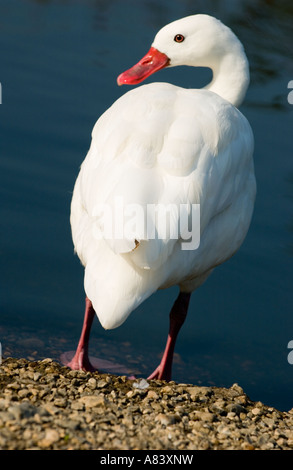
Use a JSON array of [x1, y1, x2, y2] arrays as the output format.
[[174, 34, 185, 43]]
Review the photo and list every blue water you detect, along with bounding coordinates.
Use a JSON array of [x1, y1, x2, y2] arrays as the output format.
[[1, 0, 293, 411]]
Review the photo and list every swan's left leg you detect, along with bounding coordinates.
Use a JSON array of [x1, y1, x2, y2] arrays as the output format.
[[147, 291, 191, 381], [61, 297, 132, 374], [62, 297, 96, 372]]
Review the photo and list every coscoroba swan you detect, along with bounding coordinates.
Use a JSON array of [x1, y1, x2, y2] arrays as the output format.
[[63, 14, 256, 380]]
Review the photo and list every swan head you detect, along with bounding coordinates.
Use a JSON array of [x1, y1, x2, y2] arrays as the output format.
[[118, 15, 243, 82], [157, 15, 242, 67], [117, 14, 249, 107]]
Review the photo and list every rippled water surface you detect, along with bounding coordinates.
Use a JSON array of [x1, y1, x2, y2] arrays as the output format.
[[1, 0, 293, 411]]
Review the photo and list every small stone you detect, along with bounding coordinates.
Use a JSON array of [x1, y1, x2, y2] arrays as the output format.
[[226, 403, 247, 415], [133, 379, 149, 390], [87, 378, 97, 389], [66, 420, 81, 431], [242, 442, 255, 450], [41, 358, 54, 364], [263, 416, 275, 428], [33, 372, 42, 381], [43, 404, 60, 415], [0, 411, 15, 422], [251, 407, 262, 416], [155, 413, 176, 426], [38, 429, 60, 448], [161, 385, 173, 394], [199, 439, 211, 450], [0, 399, 9, 410], [71, 401, 84, 411], [18, 388, 31, 398], [54, 397, 67, 408], [97, 380, 108, 388], [7, 382, 20, 390], [194, 411, 215, 422], [287, 438, 293, 447], [147, 390, 159, 400], [230, 383, 244, 395], [78, 395, 106, 408], [23, 429, 32, 440]]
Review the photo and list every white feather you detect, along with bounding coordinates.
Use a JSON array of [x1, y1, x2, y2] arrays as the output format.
[[70, 15, 256, 330]]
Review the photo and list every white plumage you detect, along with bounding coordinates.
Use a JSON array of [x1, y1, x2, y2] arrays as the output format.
[[66, 14, 256, 378]]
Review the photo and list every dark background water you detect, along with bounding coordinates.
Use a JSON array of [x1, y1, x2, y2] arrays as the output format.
[[1, 0, 293, 411]]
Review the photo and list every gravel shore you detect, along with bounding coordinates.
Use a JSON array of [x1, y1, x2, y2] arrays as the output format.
[[1, 357, 293, 450]]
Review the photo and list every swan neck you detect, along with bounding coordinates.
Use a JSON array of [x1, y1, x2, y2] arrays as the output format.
[[206, 46, 250, 108]]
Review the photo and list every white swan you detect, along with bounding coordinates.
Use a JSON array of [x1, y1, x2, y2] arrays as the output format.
[[64, 14, 256, 380]]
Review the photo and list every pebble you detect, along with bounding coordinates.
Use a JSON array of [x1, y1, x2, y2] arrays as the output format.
[[38, 429, 60, 448], [133, 378, 149, 390], [78, 395, 106, 408], [0, 357, 293, 450]]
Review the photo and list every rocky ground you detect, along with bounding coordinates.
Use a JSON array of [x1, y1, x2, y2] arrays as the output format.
[[1, 357, 293, 450]]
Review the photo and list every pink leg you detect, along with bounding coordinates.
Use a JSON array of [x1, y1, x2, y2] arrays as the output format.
[[148, 292, 191, 382], [61, 297, 135, 375], [66, 297, 96, 372]]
